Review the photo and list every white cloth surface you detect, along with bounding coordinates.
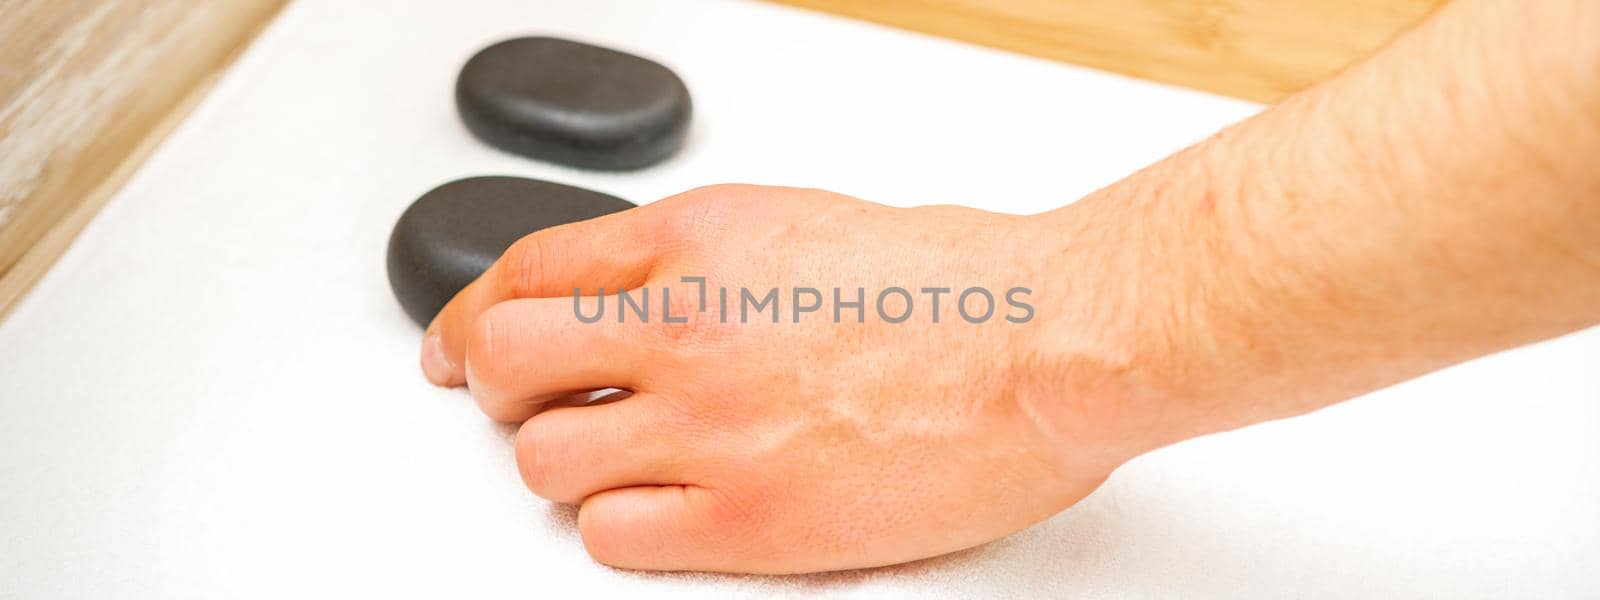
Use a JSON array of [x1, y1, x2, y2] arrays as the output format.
[[2, 0, 1597, 597]]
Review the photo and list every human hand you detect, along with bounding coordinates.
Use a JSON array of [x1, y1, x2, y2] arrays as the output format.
[[419, 184, 1158, 573], [415, 0, 1600, 578]]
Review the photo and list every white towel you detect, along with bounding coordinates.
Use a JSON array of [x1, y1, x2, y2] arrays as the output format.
[[1, 0, 1595, 597]]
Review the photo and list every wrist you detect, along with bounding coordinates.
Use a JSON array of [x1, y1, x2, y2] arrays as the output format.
[[1005, 178, 1227, 470]]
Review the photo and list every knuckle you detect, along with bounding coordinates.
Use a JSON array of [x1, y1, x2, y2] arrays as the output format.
[[464, 305, 515, 387], [515, 417, 569, 501], [639, 285, 729, 350], [675, 183, 749, 202], [699, 485, 764, 535], [497, 234, 549, 296], [661, 187, 744, 243]]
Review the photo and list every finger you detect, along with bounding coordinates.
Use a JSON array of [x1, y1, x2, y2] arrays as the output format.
[[578, 485, 771, 572], [515, 393, 696, 504], [464, 295, 660, 421], [422, 210, 664, 386]]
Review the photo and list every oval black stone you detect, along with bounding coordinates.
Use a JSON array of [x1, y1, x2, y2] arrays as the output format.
[[455, 37, 692, 171], [387, 176, 636, 327]]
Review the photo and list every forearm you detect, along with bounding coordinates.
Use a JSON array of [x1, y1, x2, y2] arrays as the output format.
[[1028, 0, 1600, 455]]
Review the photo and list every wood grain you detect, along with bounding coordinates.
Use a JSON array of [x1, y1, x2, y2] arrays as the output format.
[[768, 0, 1444, 102], [0, 0, 286, 321]]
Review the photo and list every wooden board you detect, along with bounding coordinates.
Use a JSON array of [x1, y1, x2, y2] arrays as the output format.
[[768, 0, 1444, 102], [0, 0, 287, 320]]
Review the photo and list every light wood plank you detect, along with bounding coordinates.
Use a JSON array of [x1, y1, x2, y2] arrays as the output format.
[[0, 0, 287, 321], [768, 0, 1444, 102]]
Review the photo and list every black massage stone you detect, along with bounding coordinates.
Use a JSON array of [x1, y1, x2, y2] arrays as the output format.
[[387, 176, 635, 327], [456, 37, 692, 170]]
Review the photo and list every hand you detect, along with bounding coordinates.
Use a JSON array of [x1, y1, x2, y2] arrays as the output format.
[[417, 0, 1600, 574], [417, 0, 1600, 577], [419, 184, 1153, 573]]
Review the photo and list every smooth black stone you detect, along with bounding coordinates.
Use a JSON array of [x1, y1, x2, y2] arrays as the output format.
[[456, 37, 692, 171], [387, 176, 635, 327]]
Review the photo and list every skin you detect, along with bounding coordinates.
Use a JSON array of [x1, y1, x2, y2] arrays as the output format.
[[419, 0, 1600, 574]]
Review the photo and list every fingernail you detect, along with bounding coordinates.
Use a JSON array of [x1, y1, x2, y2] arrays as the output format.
[[421, 331, 453, 386]]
